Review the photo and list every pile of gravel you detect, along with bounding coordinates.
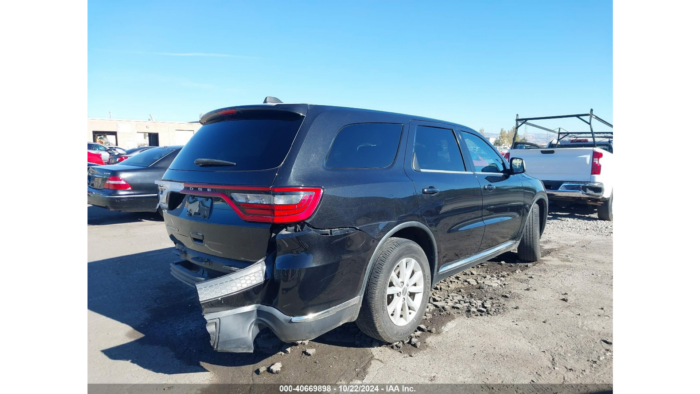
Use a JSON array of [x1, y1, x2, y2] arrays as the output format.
[[545, 203, 613, 236], [546, 214, 613, 236]]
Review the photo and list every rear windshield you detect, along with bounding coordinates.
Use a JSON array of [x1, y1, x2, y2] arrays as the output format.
[[120, 147, 178, 167], [169, 111, 304, 171]]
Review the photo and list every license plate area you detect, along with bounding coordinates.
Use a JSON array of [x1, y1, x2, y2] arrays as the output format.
[[186, 195, 213, 220]]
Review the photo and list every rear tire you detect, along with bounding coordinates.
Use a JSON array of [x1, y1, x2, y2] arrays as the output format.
[[517, 204, 541, 262], [598, 192, 613, 221], [356, 238, 431, 343]]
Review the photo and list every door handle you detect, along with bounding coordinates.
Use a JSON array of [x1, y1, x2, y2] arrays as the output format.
[[422, 186, 440, 195], [483, 184, 495, 191]]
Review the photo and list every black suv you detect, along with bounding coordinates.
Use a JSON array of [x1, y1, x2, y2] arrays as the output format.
[[158, 98, 547, 353]]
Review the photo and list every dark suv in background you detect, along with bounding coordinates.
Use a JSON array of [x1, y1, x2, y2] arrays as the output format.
[[157, 98, 547, 352]]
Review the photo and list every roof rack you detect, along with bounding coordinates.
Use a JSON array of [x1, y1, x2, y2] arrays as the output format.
[[514, 109, 613, 148]]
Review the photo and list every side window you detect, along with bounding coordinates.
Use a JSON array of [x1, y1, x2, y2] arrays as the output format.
[[413, 126, 465, 172], [326, 123, 403, 169], [461, 132, 505, 173]]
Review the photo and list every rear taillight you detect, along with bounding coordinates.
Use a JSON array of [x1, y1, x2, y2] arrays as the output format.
[[105, 176, 132, 190], [181, 185, 323, 223], [504, 152, 510, 160], [591, 151, 603, 175], [117, 156, 128, 162], [230, 187, 323, 223]]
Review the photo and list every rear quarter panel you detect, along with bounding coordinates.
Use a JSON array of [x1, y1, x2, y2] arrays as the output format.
[[270, 107, 421, 311]]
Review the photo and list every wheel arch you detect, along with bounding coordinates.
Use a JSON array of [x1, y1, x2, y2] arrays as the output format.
[[534, 195, 548, 235], [518, 193, 548, 240], [359, 221, 438, 298]]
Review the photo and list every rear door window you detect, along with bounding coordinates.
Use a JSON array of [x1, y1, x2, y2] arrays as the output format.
[[326, 123, 403, 169], [413, 126, 465, 172], [169, 111, 304, 171], [461, 132, 505, 173]]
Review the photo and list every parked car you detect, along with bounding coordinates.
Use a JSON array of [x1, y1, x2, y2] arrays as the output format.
[[106, 146, 127, 156], [107, 146, 156, 164], [156, 98, 547, 353], [88, 151, 104, 165], [510, 112, 613, 220], [88, 146, 182, 214], [88, 142, 111, 163], [88, 153, 104, 172], [495, 145, 510, 157]]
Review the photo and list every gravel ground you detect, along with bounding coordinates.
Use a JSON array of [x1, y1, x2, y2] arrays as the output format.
[[88, 203, 613, 386], [546, 203, 613, 236]]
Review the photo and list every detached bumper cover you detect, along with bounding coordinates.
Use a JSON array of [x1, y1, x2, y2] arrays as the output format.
[[204, 298, 360, 353], [170, 258, 361, 353]]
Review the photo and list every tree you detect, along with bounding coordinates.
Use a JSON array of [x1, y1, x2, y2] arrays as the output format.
[[494, 127, 527, 146]]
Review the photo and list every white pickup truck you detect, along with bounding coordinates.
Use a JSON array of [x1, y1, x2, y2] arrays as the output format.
[[510, 111, 613, 220]]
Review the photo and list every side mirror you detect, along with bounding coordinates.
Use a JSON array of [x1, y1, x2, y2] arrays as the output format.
[[510, 157, 526, 174]]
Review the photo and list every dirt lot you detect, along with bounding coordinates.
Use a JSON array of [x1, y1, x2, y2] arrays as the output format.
[[88, 203, 612, 385]]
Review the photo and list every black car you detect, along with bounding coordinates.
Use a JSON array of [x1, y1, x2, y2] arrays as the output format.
[[158, 98, 547, 352], [107, 146, 156, 164], [88, 146, 182, 214]]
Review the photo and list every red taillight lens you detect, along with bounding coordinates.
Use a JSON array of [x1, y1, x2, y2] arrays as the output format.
[[591, 151, 603, 175], [504, 152, 510, 160], [229, 187, 323, 223], [117, 156, 128, 162], [105, 176, 132, 190]]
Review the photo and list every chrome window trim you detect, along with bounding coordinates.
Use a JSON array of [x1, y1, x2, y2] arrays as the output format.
[[416, 169, 474, 174]]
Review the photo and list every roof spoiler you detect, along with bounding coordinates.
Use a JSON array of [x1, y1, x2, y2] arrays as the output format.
[[199, 102, 307, 125]]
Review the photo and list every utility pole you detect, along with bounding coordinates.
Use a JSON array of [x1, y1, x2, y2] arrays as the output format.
[[109, 111, 112, 120]]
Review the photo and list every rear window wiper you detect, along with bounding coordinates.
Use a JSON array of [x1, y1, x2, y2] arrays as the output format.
[[194, 158, 237, 167]]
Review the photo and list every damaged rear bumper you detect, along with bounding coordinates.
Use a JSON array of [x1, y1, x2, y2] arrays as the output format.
[[203, 297, 360, 353], [170, 258, 361, 353]]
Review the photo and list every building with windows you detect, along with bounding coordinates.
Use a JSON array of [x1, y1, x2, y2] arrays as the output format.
[[87, 118, 201, 149]]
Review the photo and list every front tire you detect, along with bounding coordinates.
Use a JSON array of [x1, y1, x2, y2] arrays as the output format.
[[518, 203, 542, 262], [598, 192, 613, 221], [356, 238, 431, 343]]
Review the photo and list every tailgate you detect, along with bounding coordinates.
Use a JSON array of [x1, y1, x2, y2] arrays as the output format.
[[514, 148, 593, 182], [166, 193, 273, 264], [160, 108, 306, 270]]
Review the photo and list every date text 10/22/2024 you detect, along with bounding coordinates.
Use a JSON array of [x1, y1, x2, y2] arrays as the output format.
[[280, 385, 417, 393]]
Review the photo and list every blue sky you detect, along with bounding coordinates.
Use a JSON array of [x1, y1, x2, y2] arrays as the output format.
[[88, 0, 612, 135]]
